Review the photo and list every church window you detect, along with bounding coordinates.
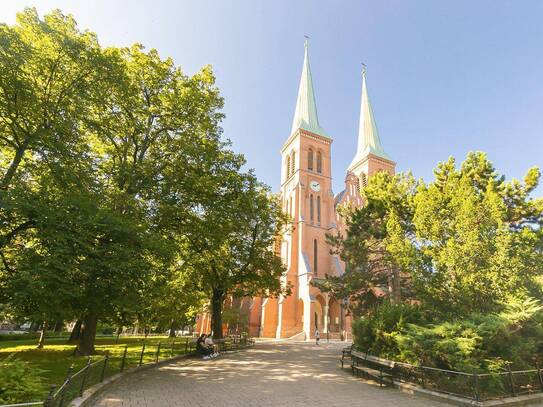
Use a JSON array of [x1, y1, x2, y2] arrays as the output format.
[[317, 195, 321, 223], [361, 173, 368, 188], [313, 239, 318, 275], [316, 151, 322, 173], [291, 151, 296, 177], [355, 179, 361, 196], [308, 149, 314, 171], [309, 194, 314, 222], [286, 156, 291, 179]]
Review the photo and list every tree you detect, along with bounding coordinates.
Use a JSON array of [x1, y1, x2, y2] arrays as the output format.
[[315, 171, 416, 317], [402, 152, 543, 314], [0, 8, 107, 247], [183, 171, 289, 339], [324, 151, 543, 318]]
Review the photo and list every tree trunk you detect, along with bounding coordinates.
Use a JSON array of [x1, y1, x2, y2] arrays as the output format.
[[169, 320, 177, 338], [76, 314, 98, 356], [37, 320, 48, 349], [211, 288, 225, 339], [54, 320, 64, 332], [68, 319, 82, 343]]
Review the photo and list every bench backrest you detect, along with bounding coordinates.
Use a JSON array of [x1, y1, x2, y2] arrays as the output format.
[[350, 350, 367, 360], [365, 354, 395, 368]]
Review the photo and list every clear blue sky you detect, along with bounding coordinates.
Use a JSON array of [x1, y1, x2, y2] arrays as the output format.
[[2, 1, 542, 196]]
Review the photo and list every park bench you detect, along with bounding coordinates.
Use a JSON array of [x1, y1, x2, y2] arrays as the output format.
[[350, 350, 395, 387], [340, 344, 353, 368]]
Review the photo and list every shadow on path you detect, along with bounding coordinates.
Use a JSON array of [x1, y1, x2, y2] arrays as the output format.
[[91, 342, 451, 407]]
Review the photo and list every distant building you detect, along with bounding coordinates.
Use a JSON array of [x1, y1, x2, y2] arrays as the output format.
[[197, 40, 395, 340]]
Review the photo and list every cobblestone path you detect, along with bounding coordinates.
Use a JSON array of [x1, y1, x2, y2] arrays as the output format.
[[91, 342, 451, 406]]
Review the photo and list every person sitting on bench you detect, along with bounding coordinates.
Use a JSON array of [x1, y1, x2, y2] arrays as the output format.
[[196, 334, 214, 359], [204, 334, 219, 358]]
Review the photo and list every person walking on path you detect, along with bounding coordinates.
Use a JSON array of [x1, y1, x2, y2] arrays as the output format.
[[315, 329, 320, 345]]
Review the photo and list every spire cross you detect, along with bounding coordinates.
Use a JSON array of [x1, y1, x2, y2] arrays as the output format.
[[361, 63, 367, 77], [304, 35, 310, 48]]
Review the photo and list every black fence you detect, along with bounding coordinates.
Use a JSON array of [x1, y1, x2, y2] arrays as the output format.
[[42, 337, 198, 407], [37, 335, 255, 407], [351, 351, 543, 402]]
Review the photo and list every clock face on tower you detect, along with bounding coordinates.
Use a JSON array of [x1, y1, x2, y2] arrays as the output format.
[[310, 180, 321, 192]]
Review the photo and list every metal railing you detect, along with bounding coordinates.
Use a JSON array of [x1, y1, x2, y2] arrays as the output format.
[[351, 350, 543, 402], [3, 338, 196, 407], [1, 335, 255, 407]]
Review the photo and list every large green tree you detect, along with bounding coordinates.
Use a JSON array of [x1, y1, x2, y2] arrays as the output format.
[[320, 152, 543, 317], [183, 171, 289, 339]]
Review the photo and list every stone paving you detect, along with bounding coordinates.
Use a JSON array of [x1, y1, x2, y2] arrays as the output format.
[[91, 341, 452, 407]]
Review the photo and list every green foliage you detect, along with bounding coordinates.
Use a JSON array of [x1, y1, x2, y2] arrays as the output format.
[[0, 354, 46, 404], [352, 301, 421, 359], [339, 152, 543, 371], [353, 298, 543, 372], [0, 8, 285, 353]]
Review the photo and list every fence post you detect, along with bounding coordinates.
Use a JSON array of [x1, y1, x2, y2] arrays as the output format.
[[44, 384, 56, 407], [420, 360, 426, 389], [64, 363, 75, 382], [507, 363, 516, 397], [79, 357, 92, 397], [120, 344, 128, 372], [472, 369, 480, 401], [155, 341, 161, 363], [100, 352, 109, 382], [139, 342, 146, 366], [58, 364, 75, 407], [536, 360, 543, 391], [171, 340, 175, 358]]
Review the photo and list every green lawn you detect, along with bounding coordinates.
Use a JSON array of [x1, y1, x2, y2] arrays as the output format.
[[0, 335, 195, 403]]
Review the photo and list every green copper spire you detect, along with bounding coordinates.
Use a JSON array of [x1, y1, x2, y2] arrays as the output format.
[[349, 67, 391, 169], [291, 38, 327, 138]]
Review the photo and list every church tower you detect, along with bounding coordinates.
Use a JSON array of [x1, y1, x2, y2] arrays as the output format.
[[347, 67, 395, 185], [272, 39, 340, 340], [209, 44, 397, 341]]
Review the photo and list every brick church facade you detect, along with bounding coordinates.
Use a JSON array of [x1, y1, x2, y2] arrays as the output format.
[[197, 41, 395, 340]]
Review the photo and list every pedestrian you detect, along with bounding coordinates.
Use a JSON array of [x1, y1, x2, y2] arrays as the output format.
[[315, 329, 320, 345]]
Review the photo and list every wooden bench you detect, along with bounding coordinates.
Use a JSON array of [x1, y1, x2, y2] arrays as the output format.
[[340, 345, 353, 368], [350, 350, 395, 387]]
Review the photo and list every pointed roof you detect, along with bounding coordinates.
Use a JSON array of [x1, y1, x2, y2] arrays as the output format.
[[290, 39, 327, 138], [349, 67, 391, 170]]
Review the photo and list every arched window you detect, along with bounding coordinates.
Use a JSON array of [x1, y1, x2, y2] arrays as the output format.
[[355, 178, 361, 196], [316, 151, 322, 173], [309, 194, 314, 222], [291, 151, 296, 177], [308, 149, 314, 171], [313, 239, 318, 275], [361, 173, 367, 188], [286, 156, 291, 179], [317, 196, 321, 223]]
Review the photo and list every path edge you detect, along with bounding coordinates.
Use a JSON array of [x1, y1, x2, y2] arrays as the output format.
[[394, 380, 543, 407], [68, 353, 194, 407]]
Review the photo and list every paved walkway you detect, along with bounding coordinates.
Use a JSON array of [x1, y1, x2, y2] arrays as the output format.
[[91, 342, 451, 407]]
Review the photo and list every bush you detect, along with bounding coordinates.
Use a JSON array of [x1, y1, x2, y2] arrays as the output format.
[[0, 354, 46, 404], [352, 302, 421, 358], [352, 297, 543, 372]]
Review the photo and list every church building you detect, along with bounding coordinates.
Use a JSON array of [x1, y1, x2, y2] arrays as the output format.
[[198, 41, 395, 340]]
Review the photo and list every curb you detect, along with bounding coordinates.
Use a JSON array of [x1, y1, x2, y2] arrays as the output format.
[[68, 344, 256, 407], [69, 353, 195, 407], [394, 380, 543, 407]]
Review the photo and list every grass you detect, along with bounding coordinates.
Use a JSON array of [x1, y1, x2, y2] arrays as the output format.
[[0, 335, 195, 404]]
